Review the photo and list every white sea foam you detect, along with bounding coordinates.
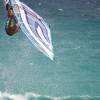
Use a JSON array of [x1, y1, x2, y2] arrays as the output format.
[[58, 8, 63, 12], [0, 92, 25, 100], [0, 92, 100, 100]]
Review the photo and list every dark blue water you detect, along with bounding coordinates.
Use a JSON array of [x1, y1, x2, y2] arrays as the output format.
[[0, 0, 100, 100]]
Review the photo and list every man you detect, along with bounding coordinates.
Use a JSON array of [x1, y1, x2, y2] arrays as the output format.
[[5, 4, 20, 36]]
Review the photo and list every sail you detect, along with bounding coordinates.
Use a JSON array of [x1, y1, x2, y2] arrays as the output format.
[[10, 0, 54, 60]]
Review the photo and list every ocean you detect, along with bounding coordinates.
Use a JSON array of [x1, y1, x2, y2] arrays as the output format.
[[0, 0, 100, 100]]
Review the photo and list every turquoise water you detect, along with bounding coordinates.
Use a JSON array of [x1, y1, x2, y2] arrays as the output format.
[[0, 0, 100, 100]]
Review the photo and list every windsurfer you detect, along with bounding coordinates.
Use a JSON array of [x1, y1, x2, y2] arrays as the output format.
[[5, 4, 20, 36]]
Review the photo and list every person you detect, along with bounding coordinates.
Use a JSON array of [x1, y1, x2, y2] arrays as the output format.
[[5, 4, 20, 36]]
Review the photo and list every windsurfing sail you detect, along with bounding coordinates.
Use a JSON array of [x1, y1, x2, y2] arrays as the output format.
[[9, 0, 54, 60]]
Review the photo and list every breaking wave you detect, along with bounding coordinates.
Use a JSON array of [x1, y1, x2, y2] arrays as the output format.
[[0, 92, 100, 100]]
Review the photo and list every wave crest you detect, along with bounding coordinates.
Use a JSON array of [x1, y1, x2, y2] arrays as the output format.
[[0, 92, 100, 100]]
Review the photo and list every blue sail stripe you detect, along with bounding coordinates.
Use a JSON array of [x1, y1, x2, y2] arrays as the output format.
[[23, 8, 52, 52]]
